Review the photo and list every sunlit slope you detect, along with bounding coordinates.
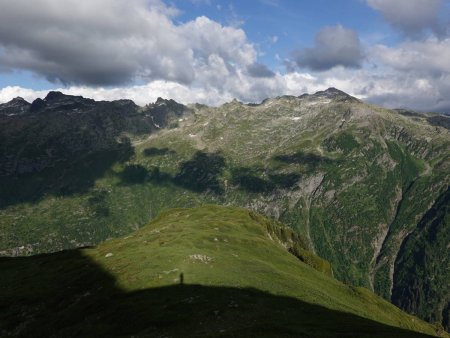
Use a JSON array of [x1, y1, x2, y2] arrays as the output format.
[[1, 206, 445, 337]]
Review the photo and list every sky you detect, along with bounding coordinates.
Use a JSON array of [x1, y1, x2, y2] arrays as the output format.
[[0, 0, 449, 112]]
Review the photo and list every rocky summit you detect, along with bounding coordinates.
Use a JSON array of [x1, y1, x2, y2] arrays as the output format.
[[0, 88, 449, 333], [0, 97, 31, 116]]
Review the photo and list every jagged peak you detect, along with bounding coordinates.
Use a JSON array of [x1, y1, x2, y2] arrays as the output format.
[[154, 97, 184, 107], [44, 91, 67, 101], [296, 87, 360, 103], [222, 98, 243, 107], [313, 87, 351, 97], [9, 96, 30, 104], [27, 91, 97, 113], [30, 98, 46, 112], [155, 97, 167, 105], [44, 91, 88, 102], [110, 99, 137, 106], [0, 96, 31, 115], [324, 87, 346, 94]]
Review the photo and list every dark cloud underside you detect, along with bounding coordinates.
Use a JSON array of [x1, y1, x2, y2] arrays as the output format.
[[247, 63, 276, 78], [293, 25, 364, 71]]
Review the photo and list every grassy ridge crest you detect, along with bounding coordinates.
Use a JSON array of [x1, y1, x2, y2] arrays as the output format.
[[1, 205, 446, 337]]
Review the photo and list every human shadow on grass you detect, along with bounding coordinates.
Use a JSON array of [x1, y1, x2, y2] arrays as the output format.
[[0, 250, 438, 338]]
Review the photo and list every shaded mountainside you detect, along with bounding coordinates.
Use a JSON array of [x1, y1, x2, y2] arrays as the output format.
[[0, 92, 187, 178], [0, 205, 445, 337], [392, 187, 450, 329], [0, 88, 449, 330]]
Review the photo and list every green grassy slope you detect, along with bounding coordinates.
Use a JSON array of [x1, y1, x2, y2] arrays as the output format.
[[1, 205, 446, 337]]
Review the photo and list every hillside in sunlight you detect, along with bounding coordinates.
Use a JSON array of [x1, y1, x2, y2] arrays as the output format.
[[1, 205, 446, 337]]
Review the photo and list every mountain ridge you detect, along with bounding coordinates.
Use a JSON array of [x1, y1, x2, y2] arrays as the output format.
[[2, 87, 449, 121], [0, 87, 448, 331]]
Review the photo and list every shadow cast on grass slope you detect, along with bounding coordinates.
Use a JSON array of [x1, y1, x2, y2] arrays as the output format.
[[143, 147, 176, 157], [120, 150, 226, 194], [230, 151, 340, 194], [0, 250, 436, 338], [121, 149, 320, 195], [0, 141, 135, 208], [273, 151, 335, 168], [230, 167, 301, 193]]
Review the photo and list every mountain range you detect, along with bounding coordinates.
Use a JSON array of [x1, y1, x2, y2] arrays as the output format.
[[0, 88, 449, 335]]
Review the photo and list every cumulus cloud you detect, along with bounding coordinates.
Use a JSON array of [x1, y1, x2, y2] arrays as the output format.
[[2, 65, 450, 113], [366, 37, 450, 112], [0, 74, 287, 107], [359, 74, 450, 113], [246, 63, 276, 78], [293, 25, 364, 71], [0, 0, 449, 114], [367, 0, 447, 37], [0, 0, 286, 105], [371, 38, 450, 76], [0, 0, 255, 86]]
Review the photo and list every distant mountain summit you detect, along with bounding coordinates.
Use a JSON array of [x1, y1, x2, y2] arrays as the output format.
[[30, 91, 111, 113], [44, 90, 70, 101], [0, 96, 31, 116], [314, 87, 359, 100], [296, 87, 360, 102], [0, 92, 188, 176]]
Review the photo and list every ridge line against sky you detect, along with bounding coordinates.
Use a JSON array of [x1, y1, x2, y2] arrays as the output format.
[[0, 0, 449, 113]]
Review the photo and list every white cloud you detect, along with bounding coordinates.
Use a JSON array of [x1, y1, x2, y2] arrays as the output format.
[[371, 38, 450, 76], [0, 0, 254, 86], [365, 37, 450, 111], [293, 25, 365, 71], [0, 82, 223, 107], [180, 16, 256, 67], [2, 65, 450, 113], [0, 0, 449, 113], [247, 63, 276, 78], [367, 0, 446, 37], [0, 75, 287, 107]]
